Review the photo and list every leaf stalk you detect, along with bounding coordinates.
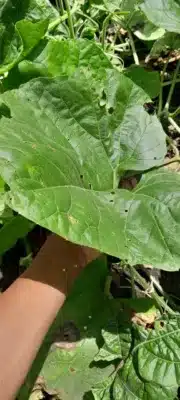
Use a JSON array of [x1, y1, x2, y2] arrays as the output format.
[[130, 266, 175, 315], [64, 0, 75, 39]]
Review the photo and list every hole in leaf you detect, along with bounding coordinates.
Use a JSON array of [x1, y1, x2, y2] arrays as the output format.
[[80, 174, 83, 179], [109, 199, 113, 203], [111, 191, 115, 195], [108, 107, 114, 114], [89, 183, 92, 189], [125, 209, 128, 213], [0, 102, 12, 119], [154, 157, 157, 160], [69, 367, 76, 373], [160, 321, 165, 328]]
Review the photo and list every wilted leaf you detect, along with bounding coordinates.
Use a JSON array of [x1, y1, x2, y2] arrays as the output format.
[[141, 0, 180, 34], [124, 65, 160, 98], [113, 357, 177, 399], [136, 316, 180, 387]]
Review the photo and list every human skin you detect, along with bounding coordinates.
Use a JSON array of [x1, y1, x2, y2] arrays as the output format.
[[0, 234, 99, 399]]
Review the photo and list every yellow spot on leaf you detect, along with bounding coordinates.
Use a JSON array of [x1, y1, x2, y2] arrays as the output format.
[[68, 215, 78, 224]]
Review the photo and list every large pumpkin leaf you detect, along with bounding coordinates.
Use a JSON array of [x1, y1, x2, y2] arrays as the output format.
[[136, 316, 180, 387], [141, 0, 180, 34], [0, 73, 179, 270], [113, 357, 177, 399]]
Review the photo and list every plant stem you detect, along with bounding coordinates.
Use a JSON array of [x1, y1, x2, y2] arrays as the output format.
[[55, 0, 64, 15], [166, 134, 179, 157], [129, 266, 136, 298], [162, 78, 180, 87], [165, 60, 180, 111], [170, 106, 180, 119], [128, 30, 139, 65], [158, 57, 169, 117], [102, 13, 112, 50], [130, 266, 175, 314], [159, 155, 180, 167], [168, 117, 180, 135], [64, 0, 75, 39]]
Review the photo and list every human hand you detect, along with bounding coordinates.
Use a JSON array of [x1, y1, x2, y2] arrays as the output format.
[[25, 234, 100, 295]]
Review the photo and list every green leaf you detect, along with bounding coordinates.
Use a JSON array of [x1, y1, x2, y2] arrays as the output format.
[[1, 74, 179, 270], [134, 21, 165, 41], [19, 258, 115, 399], [0, 19, 49, 74], [0, 175, 5, 216], [41, 338, 113, 400], [3, 38, 112, 91], [150, 32, 180, 57], [124, 65, 160, 98], [102, 0, 142, 13], [136, 316, 180, 387], [113, 357, 177, 399], [0, 215, 33, 255], [94, 314, 131, 361], [141, 0, 180, 34], [0, 0, 57, 73], [92, 375, 114, 400]]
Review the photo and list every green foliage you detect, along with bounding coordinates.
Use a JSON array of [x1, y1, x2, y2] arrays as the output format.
[[150, 32, 180, 57], [141, 0, 180, 33], [0, 215, 33, 255], [124, 65, 160, 98], [0, 0, 180, 399], [0, 0, 57, 74], [137, 316, 180, 387], [2, 72, 179, 269]]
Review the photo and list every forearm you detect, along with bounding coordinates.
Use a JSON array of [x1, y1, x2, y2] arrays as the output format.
[[0, 235, 98, 399], [0, 275, 64, 400]]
